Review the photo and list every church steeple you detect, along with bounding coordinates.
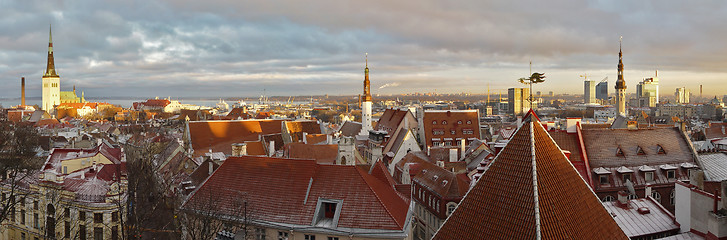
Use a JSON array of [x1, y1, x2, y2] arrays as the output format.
[[363, 53, 372, 102], [44, 24, 59, 78], [615, 36, 625, 90]]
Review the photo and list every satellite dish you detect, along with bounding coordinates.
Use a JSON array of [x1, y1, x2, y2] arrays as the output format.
[[625, 179, 636, 196]]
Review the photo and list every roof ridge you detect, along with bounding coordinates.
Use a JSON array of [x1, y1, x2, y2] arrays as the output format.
[[354, 166, 406, 229], [530, 122, 542, 240]]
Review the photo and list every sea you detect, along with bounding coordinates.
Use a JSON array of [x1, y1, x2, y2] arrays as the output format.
[[0, 98, 315, 109]]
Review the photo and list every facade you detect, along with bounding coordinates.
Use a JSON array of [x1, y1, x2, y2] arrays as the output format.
[[615, 40, 627, 115], [42, 26, 61, 112], [420, 110, 480, 149], [1, 142, 126, 240], [675, 87, 690, 104], [507, 87, 529, 115], [658, 104, 696, 118], [596, 80, 609, 103], [636, 75, 659, 108], [584, 79, 597, 104]]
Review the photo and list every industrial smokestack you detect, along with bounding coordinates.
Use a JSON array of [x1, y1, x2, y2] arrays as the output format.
[[21, 77, 25, 106]]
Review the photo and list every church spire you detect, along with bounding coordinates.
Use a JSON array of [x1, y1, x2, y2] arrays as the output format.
[[363, 53, 372, 102], [615, 36, 625, 90], [44, 24, 59, 78]]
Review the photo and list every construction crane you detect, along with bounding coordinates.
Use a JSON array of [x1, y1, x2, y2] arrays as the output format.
[[580, 74, 589, 81]]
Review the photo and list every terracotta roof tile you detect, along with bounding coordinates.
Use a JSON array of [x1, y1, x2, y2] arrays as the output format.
[[434, 114, 627, 240], [187, 119, 284, 157], [422, 110, 480, 148], [284, 142, 338, 164]]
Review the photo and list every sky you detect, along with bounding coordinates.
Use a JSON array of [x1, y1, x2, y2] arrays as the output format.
[[1, 0, 727, 99]]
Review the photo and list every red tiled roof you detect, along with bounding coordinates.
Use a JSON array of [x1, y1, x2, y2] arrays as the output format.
[[183, 156, 408, 231], [434, 114, 627, 240], [422, 110, 480, 147], [187, 119, 284, 157], [339, 121, 362, 137], [304, 134, 328, 145], [285, 120, 322, 142], [581, 127, 695, 168], [140, 99, 171, 107], [285, 142, 338, 164], [705, 122, 727, 140], [375, 108, 411, 133]]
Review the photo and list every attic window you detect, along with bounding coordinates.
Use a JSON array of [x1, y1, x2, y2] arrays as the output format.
[[466, 120, 472, 124], [657, 145, 666, 154], [636, 146, 646, 155], [313, 198, 343, 228], [433, 175, 439, 181], [432, 121, 437, 125], [442, 120, 447, 125], [457, 121, 462, 125], [616, 147, 625, 157]]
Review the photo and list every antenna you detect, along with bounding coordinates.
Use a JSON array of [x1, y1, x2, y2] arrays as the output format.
[[365, 53, 368, 68]]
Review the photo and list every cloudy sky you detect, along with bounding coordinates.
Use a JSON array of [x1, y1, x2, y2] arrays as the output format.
[[1, 0, 727, 99]]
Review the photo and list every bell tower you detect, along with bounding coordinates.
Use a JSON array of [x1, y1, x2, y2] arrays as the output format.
[[359, 53, 373, 136], [615, 37, 627, 115], [42, 25, 61, 112]]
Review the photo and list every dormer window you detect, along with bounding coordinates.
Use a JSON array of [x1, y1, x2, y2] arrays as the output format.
[[457, 121, 462, 125], [623, 173, 632, 182], [616, 147, 625, 157], [636, 146, 646, 155], [313, 199, 343, 228], [466, 120, 472, 124], [599, 175, 609, 184], [432, 121, 437, 125], [645, 172, 654, 182], [442, 120, 447, 125], [667, 170, 676, 179], [657, 145, 666, 154]]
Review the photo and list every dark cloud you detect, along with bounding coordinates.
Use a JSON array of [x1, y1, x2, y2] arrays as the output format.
[[1, 0, 727, 103]]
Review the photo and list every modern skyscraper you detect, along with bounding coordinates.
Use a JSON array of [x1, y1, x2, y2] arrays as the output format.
[[596, 79, 608, 103], [675, 87, 689, 104], [584, 79, 596, 104], [359, 54, 373, 136], [615, 38, 627, 115], [508, 87, 530, 115], [42, 25, 60, 111], [636, 71, 659, 107]]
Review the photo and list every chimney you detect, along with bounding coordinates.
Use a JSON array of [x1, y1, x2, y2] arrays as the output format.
[[516, 116, 523, 128], [427, 146, 431, 156], [327, 134, 333, 144], [449, 148, 458, 162], [566, 118, 581, 133], [268, 141, 275, 157], [627, 121, 638, 130], [21, 77, 25, 106], [645, 185, 652, 199], [616, 191, 629, 208], [303, 132, 308, 144], [97, 138, 103, 147], [208, 161, 214, 176], [231, 143, 247, 157]]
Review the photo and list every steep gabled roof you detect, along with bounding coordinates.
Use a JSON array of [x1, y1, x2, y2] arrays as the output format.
[[187, 119, 284, 157], [434, 114, 627, 240], [183, 156, 409, 231]]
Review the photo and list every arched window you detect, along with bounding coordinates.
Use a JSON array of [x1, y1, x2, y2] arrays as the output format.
[[627, 194, 638, 200], [652, 191, 662, 202], [602, 195, 615, 202], [446, 202, 458, 216], [670, 190, 675, 205]]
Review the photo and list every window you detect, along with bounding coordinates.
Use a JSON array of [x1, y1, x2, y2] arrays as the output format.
[[657, 145, 666, 154], [645, 172, 654, 182], [80, 211, 86, 221], [33, 213, 38, 228], [636, 146, 646, 155], [442, 120, 447, 125], [278, 231, 289, 240], [304, 235, 316, 240], [450, 129, 456, 134], [94, 212, 103, 223], [599, 175, 609, 185], [255, 228, 266, 240], [324, 202, 336, 218], [21, 233, 25, 240], [667, 170, 676, 179], [21, 209, 25, 224], [602, 195, 615, 202], [616, 147, 625, 157], [447, 204, 457, 216], [94, 227, 103, 240], [652, 191, 662, 202], [65, 221, 71, 238], [432, 121, 437, 125], [327, 237, 339, 240], [65, 208, 70, 218], [627, 194, 637, 200], [112, 226, 119, 240], [10, 207, 15, 222], [112, 211, 118, 222], [623, 173, 632, 183], [670, 190, 675, 205], [466, 120, 472, 124], [33, 200, 38, 210]]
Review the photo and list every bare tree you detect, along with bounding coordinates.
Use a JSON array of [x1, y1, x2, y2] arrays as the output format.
[[0, 121, 43, 228], [180, 189, 256, 240]]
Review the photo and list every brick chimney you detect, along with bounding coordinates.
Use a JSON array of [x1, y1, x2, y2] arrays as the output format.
[[231, 143, 247, 157], [616, 190, 629, 208]]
